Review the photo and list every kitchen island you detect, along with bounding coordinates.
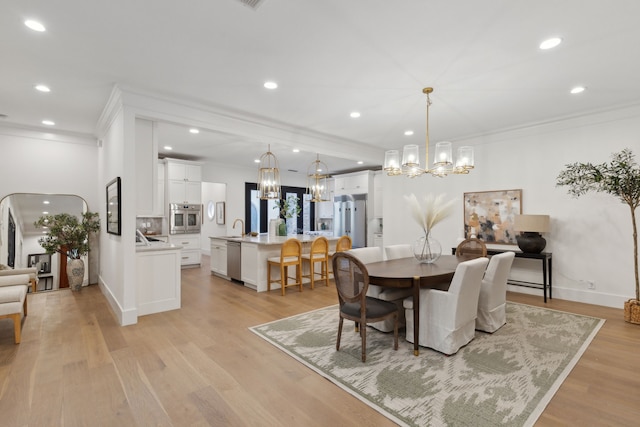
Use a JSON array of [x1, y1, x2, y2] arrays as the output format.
[[210, 234, 339, 292]]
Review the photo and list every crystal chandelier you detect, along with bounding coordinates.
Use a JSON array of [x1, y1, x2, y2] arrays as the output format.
[[257, 144, 282, 200], [307, 154, 329, 202], [383, 87, 474, 177]]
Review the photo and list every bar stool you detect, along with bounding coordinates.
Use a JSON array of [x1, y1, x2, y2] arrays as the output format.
[[329, 235, 352, 277], [267, 238, 303, 296], [301, 236, 329, 289]]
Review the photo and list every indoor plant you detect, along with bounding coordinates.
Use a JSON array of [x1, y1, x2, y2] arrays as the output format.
[[34, 212, 100, 291], [556, 148, 640, 323], [275, 194, 301, 235], [405, 193, 456, 263]]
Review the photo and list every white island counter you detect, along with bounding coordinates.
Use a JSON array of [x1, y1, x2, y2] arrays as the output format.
[[210, 234, 339, 292], [136, 243, 182, 315]]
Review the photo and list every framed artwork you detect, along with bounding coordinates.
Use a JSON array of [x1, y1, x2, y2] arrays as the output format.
[[463, 189, 522, 244], [216, 201, 225, 225], [106, 177, 122, 235]]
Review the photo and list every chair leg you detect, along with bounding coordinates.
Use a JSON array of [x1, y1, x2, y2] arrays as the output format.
[[322, 259, 329, 286], [281, 265, 287, 296], [393, 313, 398, 351], [361, 319, 367, 362], [296, 263, 302, 292], [336, 317, 343, 351], [267, 262, 272, 292], [309, 260, 315, 289], [12, 313, 21, 344], [23, 295, 28, 317]]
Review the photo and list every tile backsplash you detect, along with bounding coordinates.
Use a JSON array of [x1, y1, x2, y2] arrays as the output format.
[[136, 217, 163, 234]]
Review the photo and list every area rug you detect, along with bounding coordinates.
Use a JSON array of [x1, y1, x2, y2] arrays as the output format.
[[249, 302, 604, 427]]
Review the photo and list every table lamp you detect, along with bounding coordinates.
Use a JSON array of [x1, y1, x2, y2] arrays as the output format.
[[513, 214, 550, 253]]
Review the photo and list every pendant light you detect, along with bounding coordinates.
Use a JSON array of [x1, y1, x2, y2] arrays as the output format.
[[257, 144, 281, 200], [307, 154, 329, 202], [383, 87, 474, 177]]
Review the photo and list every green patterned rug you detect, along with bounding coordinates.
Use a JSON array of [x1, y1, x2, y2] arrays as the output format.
[[250, 302, 604, 427]]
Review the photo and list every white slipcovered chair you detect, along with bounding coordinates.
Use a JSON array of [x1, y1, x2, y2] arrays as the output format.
[[476, 252, 515, 333], [0, 273, 30, 344], [403, 257, 489, 355], [346, 247, 412, 332], [384, 244, 413, 260]]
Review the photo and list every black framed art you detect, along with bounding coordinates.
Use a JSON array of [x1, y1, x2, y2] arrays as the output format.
[[106, 177, 121, 235]]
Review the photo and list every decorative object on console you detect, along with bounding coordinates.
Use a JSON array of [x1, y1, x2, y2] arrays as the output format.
[[34, 211, 100, 291], [257, 144, 281, 200], [307, 154, 330, 202], [383, 87, 474, 178], [514, 214, 550, 254], [405, 193, 456, 263], [556, 148, 640, 324], [463, 189, 522, 244]]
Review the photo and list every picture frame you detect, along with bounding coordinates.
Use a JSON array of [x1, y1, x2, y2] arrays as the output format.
[[216, 201, 225, 225], [463, 189, 522, 244], [106, 177, 122, 235]]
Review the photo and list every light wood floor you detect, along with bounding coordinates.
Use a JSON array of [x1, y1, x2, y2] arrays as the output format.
[[0, 256, 639, 426]]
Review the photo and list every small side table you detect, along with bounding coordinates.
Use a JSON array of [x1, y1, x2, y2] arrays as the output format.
[[39, 275, 54, 291]]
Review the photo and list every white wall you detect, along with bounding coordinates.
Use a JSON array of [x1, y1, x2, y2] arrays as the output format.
[[201, 182, 227, 253], [383, 104, 640, 308]]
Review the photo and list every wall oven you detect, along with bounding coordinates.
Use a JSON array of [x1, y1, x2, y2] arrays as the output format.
[[169, 203, 202, 234]]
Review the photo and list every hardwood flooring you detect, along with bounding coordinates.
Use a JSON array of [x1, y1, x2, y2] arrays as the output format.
[[0, 256, 638, 426]]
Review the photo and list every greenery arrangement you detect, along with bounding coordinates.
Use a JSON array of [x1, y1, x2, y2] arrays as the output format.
[[275, 194, 301, 219], [34, 212, 100, 259], [556, 148, 639, 304]]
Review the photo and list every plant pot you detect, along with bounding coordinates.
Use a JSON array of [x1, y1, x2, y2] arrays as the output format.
[[624, 299, 640, 324], [67, 258, 85, 291]]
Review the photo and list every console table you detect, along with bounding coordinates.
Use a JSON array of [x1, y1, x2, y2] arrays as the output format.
[[451, 248, 553, 302]]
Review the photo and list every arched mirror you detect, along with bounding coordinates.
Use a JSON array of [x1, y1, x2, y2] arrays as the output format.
[[0, 193, 91, 291]]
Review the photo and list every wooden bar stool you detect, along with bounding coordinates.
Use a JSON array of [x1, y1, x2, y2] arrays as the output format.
[[328, 235, 352, 276], [267, 238, 303, 296], [302, 236, 329, 289]]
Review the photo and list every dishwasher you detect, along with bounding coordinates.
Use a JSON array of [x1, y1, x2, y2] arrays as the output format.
[[227, 241, 242, 282]]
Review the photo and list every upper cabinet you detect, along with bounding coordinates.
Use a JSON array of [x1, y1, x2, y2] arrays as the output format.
[[165, 159, 202, 204], [333, 171, 372, 195], [135, 119, 162, 216]]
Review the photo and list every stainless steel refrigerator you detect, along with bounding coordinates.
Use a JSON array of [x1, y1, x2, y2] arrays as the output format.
[[334, 194, 367, 248]]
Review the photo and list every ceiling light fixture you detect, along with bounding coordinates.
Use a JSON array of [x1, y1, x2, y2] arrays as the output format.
[[25, 20, 46, 32], [539, 37, 562, 50], [570, 86, 586, 94], [42, 120, 55, 126], [257, 144, 281, 200], [264, 81, 278, 89], [383, 87, 474, 178], [35, 84, 50, 92], [350, 111, 361, 118], [164, 146, 173, 150], [404, 130, 414, 136], [189, 128, 199, 134], [307, 154, 330, 202]]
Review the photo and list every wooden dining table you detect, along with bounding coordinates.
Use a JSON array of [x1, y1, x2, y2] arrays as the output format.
[[365, 255, 472, 356]]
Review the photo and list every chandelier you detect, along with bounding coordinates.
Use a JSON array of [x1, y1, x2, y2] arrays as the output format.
[[307, 154, 329, 202], [383, 87, 474, 177], [257, 144, 282, 200]]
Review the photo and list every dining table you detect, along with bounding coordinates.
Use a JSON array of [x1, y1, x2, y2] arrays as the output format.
[[365, 254, 472, 356]]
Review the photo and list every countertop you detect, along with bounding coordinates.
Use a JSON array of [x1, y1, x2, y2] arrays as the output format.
[[136, 242, 182, 252], [210, 234, 339, 246]]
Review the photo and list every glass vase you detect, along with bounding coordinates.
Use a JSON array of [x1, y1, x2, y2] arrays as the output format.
[[413, 233, 442, 264]]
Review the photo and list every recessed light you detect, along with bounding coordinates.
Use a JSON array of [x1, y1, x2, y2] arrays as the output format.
[[264, 81, 278, 89], [42, 120, 55, 126], [164, 146, 173, 150], [189, 128, 199, 134], [35, 84, 50, 92], [292, 148, 300, 153], [25, 20, 46, 32], [254, 159, 260, 163], [404, 130, 414, 136], [357, 161, 364, 165], [43, 200, 50, 205], [570, 86, 586, 94], [42, 211, 48, 215], [350, 112, 361, 118], [539, 37, 562, 50]]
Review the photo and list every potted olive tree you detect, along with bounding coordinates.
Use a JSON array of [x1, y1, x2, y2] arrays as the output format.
[[556, 148, 640, 323], [34, 212, 100, 291]]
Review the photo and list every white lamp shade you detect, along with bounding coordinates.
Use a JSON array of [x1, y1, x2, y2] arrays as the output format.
[[402, 144, 420, 167], [456, 146, 474, 170], [434, 141, 453, 166], [514, 214, 550, 233], [383, 150, 401, 174]]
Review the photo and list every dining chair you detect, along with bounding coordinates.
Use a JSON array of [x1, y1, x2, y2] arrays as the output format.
[[476, 251, 515, 333], [301, 236, 329, 289], [267, 238, 303, 296], [347, 247, 412, 333], [403, 257, 489, 355], [332, 251, 398, 362], [384, 244, 413, 260], [456, 237, 488, 258]]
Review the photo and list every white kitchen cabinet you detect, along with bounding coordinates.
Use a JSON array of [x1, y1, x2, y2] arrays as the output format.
[[136, 247, 181, 316], [210, 238, 228, 278], [155, 160, 165, 216], [334, 171, 372, 195], [169, 233, 201, 266], [165, 159, 202, 204], [135, 119, 161, 216]]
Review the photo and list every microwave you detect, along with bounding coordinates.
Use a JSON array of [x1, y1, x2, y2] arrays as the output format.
[[169, 203, 202, 234]]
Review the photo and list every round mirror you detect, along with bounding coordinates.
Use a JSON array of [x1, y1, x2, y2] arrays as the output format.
[[207, 200, 215, 221]]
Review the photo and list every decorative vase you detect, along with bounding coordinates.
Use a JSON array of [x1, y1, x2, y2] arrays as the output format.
[[67, 258, 84, 291], [277, 220, 287, 236], [413, 233, 442, 264]]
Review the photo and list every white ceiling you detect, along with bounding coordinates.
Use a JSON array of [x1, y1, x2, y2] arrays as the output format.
[[2, 0, 640, 174]]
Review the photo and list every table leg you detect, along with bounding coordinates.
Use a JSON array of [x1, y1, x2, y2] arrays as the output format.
[[549, 257, 553, 299], [413, 276, 420, 356], [542, 259, 548, 303]]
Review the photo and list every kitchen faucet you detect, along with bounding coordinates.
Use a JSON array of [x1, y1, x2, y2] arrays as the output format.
[[232, 218, 245, 237]]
